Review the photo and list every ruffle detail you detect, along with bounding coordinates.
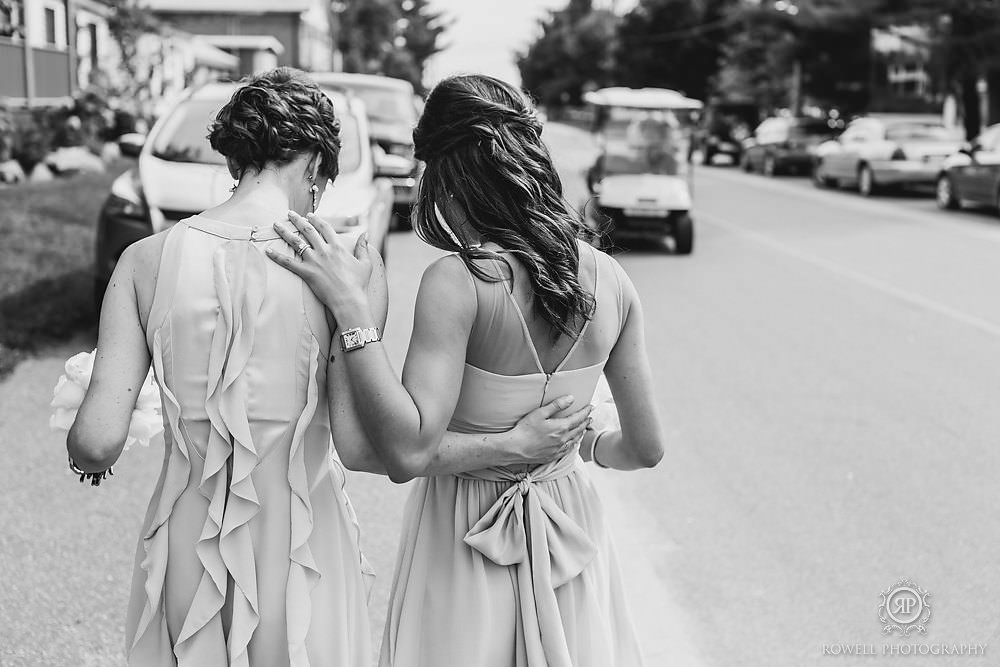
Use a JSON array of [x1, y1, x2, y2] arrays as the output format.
[[285, 334, 322, 666], [171, 241, 267, 666], [130, 327, 195, 657]]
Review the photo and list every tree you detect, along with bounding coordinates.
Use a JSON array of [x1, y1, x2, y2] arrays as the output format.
[[716, 0, 878, 114], [517, 1, 618, 107], [613, 0, 737, 101], [333, 0, 447, 91], [877, 0, 1000, 136]]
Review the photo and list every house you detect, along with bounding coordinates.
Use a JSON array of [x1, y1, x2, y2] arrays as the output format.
[[145, 0, 333, 77], [0, 0, 237, 108], [0, 0, 116, 106]]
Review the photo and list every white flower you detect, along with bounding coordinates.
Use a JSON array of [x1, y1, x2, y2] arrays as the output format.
[[126, 408, 164, 449], [590, 374, 620, 434], [50, 374, 86, 409], [50, 349, 164, 452], [63, 350, 95, 388], [134, 368, 161, 413], [49, 406, 79, 432]]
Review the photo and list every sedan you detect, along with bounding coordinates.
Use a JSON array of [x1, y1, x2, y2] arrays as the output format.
[[936, 123, 1000, 214], [741, 116, 836, 176], [96, 82, 393, 303], [813, 115, 964, 196]]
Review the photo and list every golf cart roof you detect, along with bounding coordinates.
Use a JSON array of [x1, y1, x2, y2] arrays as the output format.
[[584, 87, 703, 111]]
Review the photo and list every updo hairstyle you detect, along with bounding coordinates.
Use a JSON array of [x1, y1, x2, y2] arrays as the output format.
[[208, 67, 341, 182]]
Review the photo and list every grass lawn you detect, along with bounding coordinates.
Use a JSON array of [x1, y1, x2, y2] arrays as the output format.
[[0, 159, 132, 377]]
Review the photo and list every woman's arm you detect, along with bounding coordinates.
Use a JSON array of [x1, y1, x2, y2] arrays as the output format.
[[579, 262, 664, 470], [67, 244, 152, 471], [270, 214, 587, 483]]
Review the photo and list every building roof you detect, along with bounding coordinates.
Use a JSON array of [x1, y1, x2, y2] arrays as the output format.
[[309, 72, 415, 93], [144, 0, 313, 12], [190, 38, 239, 70], [199, 34, 285, 55]]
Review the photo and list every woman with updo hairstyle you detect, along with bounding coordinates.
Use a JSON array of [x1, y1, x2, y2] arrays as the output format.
[[270, 73, 664, 666], [68, 67, 583, 666]]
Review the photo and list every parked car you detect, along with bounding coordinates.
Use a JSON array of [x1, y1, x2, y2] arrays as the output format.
[[813, 114, 964, 196], [936, 123, 1000, 213], [740, 116, 837, 176], [696, 99, 760, 165], [310, 72, 421, 226], [95, 82, 393, 303]]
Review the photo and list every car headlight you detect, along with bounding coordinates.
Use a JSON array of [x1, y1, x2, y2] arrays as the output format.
[[104, 170, 147, 221]]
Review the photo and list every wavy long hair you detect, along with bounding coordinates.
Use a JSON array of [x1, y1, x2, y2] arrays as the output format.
[[412, 74, 595, 339]]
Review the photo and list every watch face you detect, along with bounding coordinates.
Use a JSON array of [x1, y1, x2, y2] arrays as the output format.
[[343, 330, 362, 350]]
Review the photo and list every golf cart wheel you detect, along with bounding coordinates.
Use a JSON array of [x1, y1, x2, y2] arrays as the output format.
[[672, 213, 694, 255], [936, 174, 960, 210], [858, 164, 878, 196]]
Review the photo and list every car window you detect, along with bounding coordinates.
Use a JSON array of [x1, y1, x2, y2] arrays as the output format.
[[755, 119, 784, 142], [789, 119, 831, 138], [335, 83, 416, 125], [885, 123, 962, 142], [976, 127, 1000, 151], [151, 96, 362, 174], [842, 120, 880, 142]]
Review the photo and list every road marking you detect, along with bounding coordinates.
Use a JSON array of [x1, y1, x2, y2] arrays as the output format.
[[699, 167, 1000, 246], [700, 210, 1000, 340]]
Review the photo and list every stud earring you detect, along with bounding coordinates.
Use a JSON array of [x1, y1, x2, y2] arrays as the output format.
[[310, 182, 319, 213], [230, 180, 239, 193]]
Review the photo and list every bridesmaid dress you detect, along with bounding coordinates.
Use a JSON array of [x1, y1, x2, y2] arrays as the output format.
[[380, 243, 645, 667], [124, 215, 374, 667]]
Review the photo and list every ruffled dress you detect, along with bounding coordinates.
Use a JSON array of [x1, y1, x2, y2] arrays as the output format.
[[124, 216, 374, 667]]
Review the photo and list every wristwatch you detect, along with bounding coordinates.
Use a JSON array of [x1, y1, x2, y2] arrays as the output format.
[[340, 326, 381, 352]]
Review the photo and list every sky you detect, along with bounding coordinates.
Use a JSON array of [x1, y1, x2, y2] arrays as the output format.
[[424, 0, 636, 88]]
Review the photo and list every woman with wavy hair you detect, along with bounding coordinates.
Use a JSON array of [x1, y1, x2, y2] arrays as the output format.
[[269, 73, 665, 666], [66, 68, 589, 667]]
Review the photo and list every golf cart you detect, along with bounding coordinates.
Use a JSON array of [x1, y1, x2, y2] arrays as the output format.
[[583, 87, 701, 254]]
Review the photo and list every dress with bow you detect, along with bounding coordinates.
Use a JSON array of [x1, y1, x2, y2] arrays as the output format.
[[379, 243, 644, 667]]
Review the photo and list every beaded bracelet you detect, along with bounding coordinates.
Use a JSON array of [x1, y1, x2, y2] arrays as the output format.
[[68, 454, 114, 487]]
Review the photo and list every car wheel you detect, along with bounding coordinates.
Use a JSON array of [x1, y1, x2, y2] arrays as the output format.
[[936, 174, 960, 210], [740, 153, 752, 172], [858, 165, 878, 196], [763, 155, 777, 177], [812, 160, 832, 188], [672, 213, 694, 255]]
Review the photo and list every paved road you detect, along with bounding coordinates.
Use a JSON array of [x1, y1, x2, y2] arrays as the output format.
[[3, 123, 1000, 666]]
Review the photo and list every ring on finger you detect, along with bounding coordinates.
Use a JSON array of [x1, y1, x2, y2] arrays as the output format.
[[294, 239, 312, 257]]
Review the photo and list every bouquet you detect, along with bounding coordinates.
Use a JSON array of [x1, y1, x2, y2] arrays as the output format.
[[50, 350, 164, 452], [590, 374, 620, 434]]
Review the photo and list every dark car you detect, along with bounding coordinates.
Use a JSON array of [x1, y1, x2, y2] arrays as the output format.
[[697, 100, 760, 165], [740, 116, 837, 176], [311, 72, 421, 226], [936, 123, 1000, 214]]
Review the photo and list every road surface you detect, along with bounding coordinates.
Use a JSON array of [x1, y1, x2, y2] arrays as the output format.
[[2, 123, 999, 666]]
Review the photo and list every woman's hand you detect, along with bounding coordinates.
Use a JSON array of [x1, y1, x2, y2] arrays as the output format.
[[506, 396, 593, 466], [267, 211, 373, 317]]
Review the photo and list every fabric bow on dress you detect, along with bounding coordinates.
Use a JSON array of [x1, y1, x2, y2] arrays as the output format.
[[461, 455, 597, 667]]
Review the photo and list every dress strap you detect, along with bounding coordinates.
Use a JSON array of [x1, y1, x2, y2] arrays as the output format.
[[552, 244, 598, 373], [145, 222, 187, 348]]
